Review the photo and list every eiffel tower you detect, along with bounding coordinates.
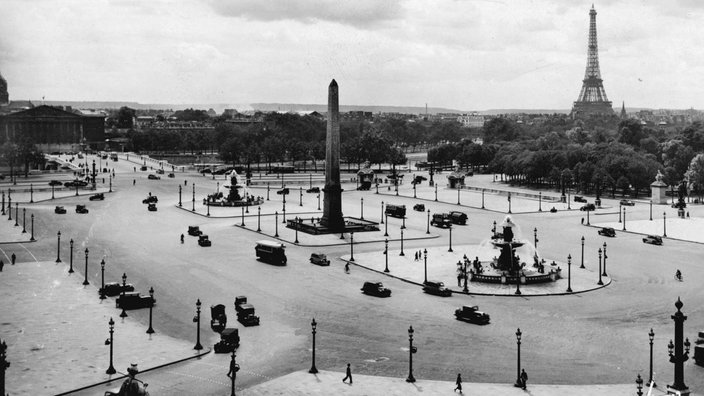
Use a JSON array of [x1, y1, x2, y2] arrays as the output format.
[[572, 5, 613, 117]]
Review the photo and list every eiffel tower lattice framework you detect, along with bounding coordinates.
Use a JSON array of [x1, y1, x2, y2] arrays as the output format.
[[572, 5, 614, 118]]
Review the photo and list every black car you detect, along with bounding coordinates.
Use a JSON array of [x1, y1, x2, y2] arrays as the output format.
[[598, 227, 616, 237], [54, 206, 67, 214], [48, 180, 63, 186], [448, 211, 467, 225], [277, 188, 290, 195], [148, 174, 161, 180], [198, 235, 212, 246], [64, 180, 88, 188], [574, 196, 587, 202], [214, 328, 239, 353], [89, 193, 105, 201], [99, 282, 135, 297], [422, 281, 452, 297], [455, 305, 490, 325], [361, 281, 391, 297], [168, 173, 175, 178], [188, 226, 203, 236], [413, 203, 425, 212], [75, 205, 89, 214], [619, 199, 635, 206], [142, 196, 158, 204], [116, 292, 155, 310], [643, 235, 663, 245], [147, 203, 157, 212], [306, 187, 320, 193], [580, 203, 596, 211], [210, 304, 227, 333], [140, 166, 148, 171]]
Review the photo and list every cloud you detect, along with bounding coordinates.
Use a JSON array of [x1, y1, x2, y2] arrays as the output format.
[[206, 0, 404, 28]]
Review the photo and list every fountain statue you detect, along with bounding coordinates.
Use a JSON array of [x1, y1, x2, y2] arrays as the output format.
[[491, 216, 523, 274]]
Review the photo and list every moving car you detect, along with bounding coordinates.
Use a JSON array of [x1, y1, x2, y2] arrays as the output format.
[[574, 196, 587, 202], [99, 282, 135, 297], [255, 240, 287, 265], [643, 235, 663, 245], [75, 205, 89, 214], [147, 203, 157, 211], [422, 281, 452, 297], [454, 305, 491, 325], [54, 206, 67, 214], [64, 179, 88, 188], [89, 193, 105, 201], [306, 187, 320, 193], [198, 235, 212, 247], [188, 226, 203, 236], [448, 211, 468, 225], [237, 304, 260, 326], [413, 203, 425, 212], [431, 213, 452, 228], [385, 204, 406, 219], [620, 199, 635, 206], [310, 252, 330, 266], [48, 180, 63, 186], [148, 174, 161, 180], [210, 304, 227, 333], [580, 203, 596, 211], [214, 328, 240, 353], [142, 196, 158, 204], [361, 281, 391, 297], [116, 291, 155, 310], [140, 166, 148, 171], [276, 188, 290, 195], [168, 173, 175, 178], [598, 227, 616, 237], [156, 169, 165, 174]]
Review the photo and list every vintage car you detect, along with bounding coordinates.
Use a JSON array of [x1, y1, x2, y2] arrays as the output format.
[[454, 305, 490, 325], [385, 204, 406, 219], [147, 203, 157, 212], [188, 226, 203, 236], [64, 179, 88, 188], [75, 204, 89, 214], [147, 174, 161, 180], [255, 240, 287, 265], [412, 175, 427, 185], [99, 282, 135, 297], [276, 187, 290, 195], [448, 211, 468, 225], [310, 252, 330, 266], [306, 187, 320, 193], [413, 203, 425, 212], [430, 213, 452, 228], [48, 180, 63, 186], [156, 169, 165, 174], [116, 291, 155, 310], [550, 207, 558, 213], [234, 296, 249, 313], [140, 165, 148, 171], [89, 193, 105, 201], [198, 235, 212, 247], [580, 203, 596, 211], [574, 196, 587, 202], [142, 196, 158, 204], [54, 206, 67, 214], [168, 172, 175, 178], [422, 281, 453, 297], [210, 304, 227, 333], [643, 235, 663, 245], [237, 304, 260, 326], [361, 281, 391, 297], [619, 199, 635, 206], [214, 328, 240, 353], [598, 227, 616, 237]]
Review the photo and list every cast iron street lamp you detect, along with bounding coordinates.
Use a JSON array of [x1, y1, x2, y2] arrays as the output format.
[[384, 239, 389, 273], [406, 326, 416, 383], [384, 213, 389, 237], [586, 206, 590, 225], [240, 207, 245, 227], [580, 236, 585, 268], [120, 273, 127, 317], [457, 186, 460, 205], [597, 248, 603, 285], [648, 328, 656, 388], [349, 232, 354, 261], [566, 254, 572, 293], [56, 231, 62, 263], [51, 184, 55, 199], [426, 209, 430, 234], [602, 242, 608, 277], [423, 249, 428, 284], [6, 189, 10, 221], [192, 184, 195, 211], [29, 184, 33, 203], [649, 199, 653, 221], [623, 207, 627, 231], [534, 227, 538, 251], [299, 187, 303, 207], [14, 203, 18, 227], [481, 189, 485, 209], [105, 317, 116, 374], [514, 328, 522, 387], [360, 197, 364, 220], [317, 193, 320, 210], [257, 207, 261, 232], [178, 185, 182, 207], [30, 213, 35, 241], [667, 298, 691, 395], [636, 374, 644, 396], [68, 239, 75, 274], [1, 191, 4, 214], [434, 184, 438, 201], [508, 192, 512, 213], [22, 208, 26, 233], [380, 201, 384, 224], [274, 211, 279, 237], [100, 258, 106, 299], [194, 299, 203, 350], [413, 182, 416, 198], [146, 287, 155, 334], [663, 212, 667, 237], [399, 229, 405, 256], [267, 184, 270, 200], [538, 191, 542, 211], [492, 220, 497, 238], [230, 350, 239, 396], [309, 318, 318, 374], [448, 224, 453, 252], [618, 203, 622, 223], [463, 258, 469, 293], [1, 338, 8, 396]]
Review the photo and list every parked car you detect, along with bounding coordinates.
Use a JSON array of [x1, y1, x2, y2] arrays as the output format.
[[276, 188, 290, 195], [148, 174, 160, 180], [306, 187, 320, 193], [431, 213, 452, 228], [422, 281, 452, 297], [214, 328, 240, 353], [99, 282, 135, 297], [147, 203, 157, 212], [89, 193, 105, 201], [620, 199, 635, 206], [574, 196, 587, 202], [598, 227, 616, 237], [54, 206, 67, 214], [385, 204, 406, 218], [168, 172, 175, 178], [75, 205, 89, 214], [156, 169, 165, 174], [580, 203, 596, 211], [140, 166, 148, 171], [188, 226, 203, 236], [210, 304, 227, 333], [643, 235, 663, 245], [116, 291, 155, 310], [64, 180, 88, 188], [310, 252, 330, 266], [361, 281, 391, 297], [198, 235, 212, 247], [448, 211, 467, 225], [142, 196, 158, 204], [48, 180, 63, 186], [454, 305, 490, 325], [413, 203, 425, 212]]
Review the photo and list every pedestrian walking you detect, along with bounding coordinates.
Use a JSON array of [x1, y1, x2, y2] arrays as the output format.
[[520, 369, 528, 390], [344, 262, 350, 274], [185, 180, 188, 186], [227, 356, 239, 378], [581, 217, 584, 225], [414, 251, 418, 261], [454, 373, 463, 393], [342, 363, 352, 384], [133, 179, 136, 186], [11, 253, 16, 265]]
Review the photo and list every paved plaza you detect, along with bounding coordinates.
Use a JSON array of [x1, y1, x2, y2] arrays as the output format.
[[1, 153, 703, 395]]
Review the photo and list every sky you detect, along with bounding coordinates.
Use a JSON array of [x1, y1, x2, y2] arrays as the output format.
[[1, 0, 704, 111]]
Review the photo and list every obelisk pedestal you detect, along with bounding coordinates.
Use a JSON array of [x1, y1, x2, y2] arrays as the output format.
[[320, 79, 345, 231]]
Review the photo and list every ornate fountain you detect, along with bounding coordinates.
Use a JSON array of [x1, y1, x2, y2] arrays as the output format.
[[491, 216, 523, 275], [204, 170, 263, 207]]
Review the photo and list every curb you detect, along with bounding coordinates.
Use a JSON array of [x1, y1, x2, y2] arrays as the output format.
[[54, 348, 212, 396]]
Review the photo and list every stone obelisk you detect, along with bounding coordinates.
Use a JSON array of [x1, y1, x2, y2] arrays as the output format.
[[320, 79, 345, 231]]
